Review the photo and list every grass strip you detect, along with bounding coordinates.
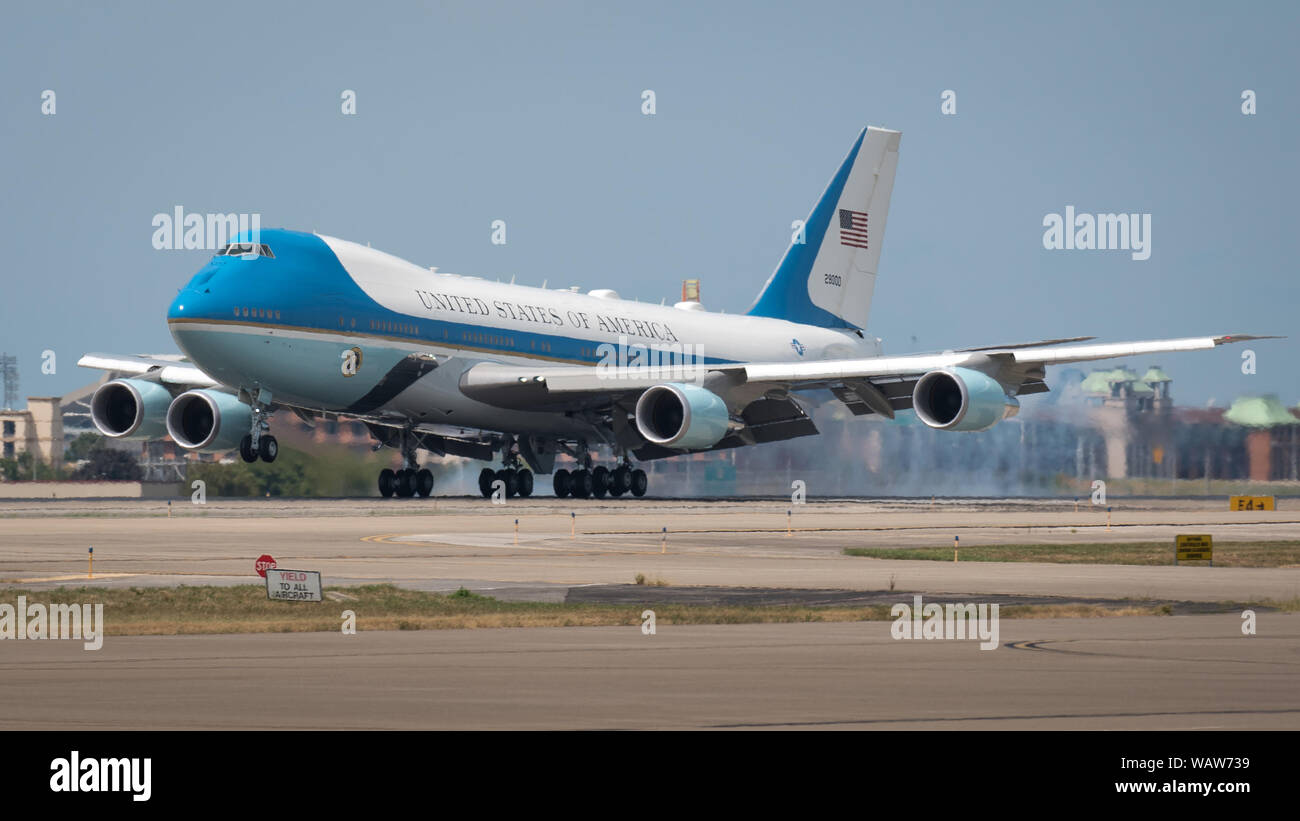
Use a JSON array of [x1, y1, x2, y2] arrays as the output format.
[[844, 540, 1300, 568]]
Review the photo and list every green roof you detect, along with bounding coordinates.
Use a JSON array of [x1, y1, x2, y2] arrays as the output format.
[[1142, 366, 1172, 384], [1080, 369, 1122, 394], [1080, 367, 1154, 395], [1224, 395, 1298, 428]]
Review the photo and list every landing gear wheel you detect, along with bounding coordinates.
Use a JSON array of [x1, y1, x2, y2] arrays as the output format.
[[515, 469, 534, 498], [591, 466, 609, 499], [610, 466, 631, 497], [239, 435, 257, 463], [495, 469, 518, 498], [570, 469, 593, 499], [378, 468, 396, 498], [416, 468, 434, 498], [258, 435, 278, 463], [630, 468, 648, 498], [478, 467, 496, 498], [396, 468, 416, 498], [553, 468, 571, 498]]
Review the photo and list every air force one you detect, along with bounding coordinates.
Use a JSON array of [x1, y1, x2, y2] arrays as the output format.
[[80, 126, 1269, 499]]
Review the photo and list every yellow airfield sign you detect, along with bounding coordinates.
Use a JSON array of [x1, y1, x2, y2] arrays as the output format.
[[1175, 534, 1213, 565], [1230, 496, 1275, 511]]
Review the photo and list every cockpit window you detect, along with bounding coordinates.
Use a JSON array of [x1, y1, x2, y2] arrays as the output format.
[[215, 243, 275, 258]]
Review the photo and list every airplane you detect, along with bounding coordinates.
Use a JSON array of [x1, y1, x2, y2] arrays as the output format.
[[79, 126, 1270, 499]]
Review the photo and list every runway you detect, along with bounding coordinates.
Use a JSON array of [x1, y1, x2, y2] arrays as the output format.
[[1, 615, 1296, 730], [2, 497, 1296, 729], [1, 498, 1297, 603]]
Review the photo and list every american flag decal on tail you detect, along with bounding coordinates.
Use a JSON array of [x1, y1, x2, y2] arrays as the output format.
[[838, 208, 869, 249]]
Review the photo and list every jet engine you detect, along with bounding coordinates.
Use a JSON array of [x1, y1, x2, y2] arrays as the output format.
[[165, 389, 253, 451], [634, 383, 730, 450], [911, 367, 1020, 432], [90, 378, 172, 439]]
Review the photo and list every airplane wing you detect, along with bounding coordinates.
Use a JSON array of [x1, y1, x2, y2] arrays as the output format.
[[77, 352, 219, 388], [77, 334, 1275, 460], [460, 334, 1277, 418]]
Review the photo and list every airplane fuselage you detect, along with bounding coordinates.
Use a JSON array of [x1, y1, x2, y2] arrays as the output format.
[[166, 229, 879, 436]]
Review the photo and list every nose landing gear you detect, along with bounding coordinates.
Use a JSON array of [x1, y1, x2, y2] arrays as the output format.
[[239, 393, 277, 463]]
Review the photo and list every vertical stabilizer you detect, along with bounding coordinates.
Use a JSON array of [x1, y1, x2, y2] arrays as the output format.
[[748, 126, 900, 330]]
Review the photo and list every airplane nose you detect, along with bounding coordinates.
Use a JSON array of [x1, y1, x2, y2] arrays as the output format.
[[170, 261, 222, 320], [167, 290, 187, 320]]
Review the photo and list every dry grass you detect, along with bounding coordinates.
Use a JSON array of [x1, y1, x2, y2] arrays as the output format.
[[844, 540, 1300, 568], [1260, 598, 1300, 613], [0, 584, 1198, 635], [999, 603, 1172, 618]]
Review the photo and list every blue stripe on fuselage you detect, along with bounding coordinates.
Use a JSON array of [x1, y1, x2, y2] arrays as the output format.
[[167, 229, 735, 369]]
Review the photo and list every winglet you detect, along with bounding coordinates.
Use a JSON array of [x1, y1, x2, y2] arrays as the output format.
[[1214, 334, 1285, 345]]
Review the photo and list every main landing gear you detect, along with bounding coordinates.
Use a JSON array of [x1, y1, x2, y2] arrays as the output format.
[[474, 437, 534, 499], [477, 466, 534, 499], [378, 427, 434, 499], [378, 467, 434, 499], [552, 460, 647, 499]]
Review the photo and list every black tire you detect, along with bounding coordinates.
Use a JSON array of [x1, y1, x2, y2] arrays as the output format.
[[591, 466, 609, 499], [570, 469, 593, 499], [239, 434, 257, 463], [478, 467, 495, 498], [515, 469, 534, 498], [396, 469, 416, 498], [416, 468, 434, 498], [496, 469, 517, 498], [378, 468, 396, 498], [553, 468, 571, 498], [630, 468, 648, 497], [259, 435, 278, 463], [611, 466, 631, 496]]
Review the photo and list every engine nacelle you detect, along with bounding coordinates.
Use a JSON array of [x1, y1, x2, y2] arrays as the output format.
[[912, 367, 1020, 432], [634, 383, 730, 450], [165, 389, 252, 451], [90, 378, 172, 439]]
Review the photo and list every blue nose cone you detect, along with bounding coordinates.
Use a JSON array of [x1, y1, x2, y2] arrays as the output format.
[[168, 280, 209, 322], [168, 259, 222, 321], [167, 289, 189, 321]]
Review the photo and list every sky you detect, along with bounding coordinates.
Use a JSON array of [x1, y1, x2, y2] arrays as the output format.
[[1, 0, 1296, 409]]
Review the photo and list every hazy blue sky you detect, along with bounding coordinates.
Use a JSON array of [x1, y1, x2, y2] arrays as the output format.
[[2, 1, 1295, 407]]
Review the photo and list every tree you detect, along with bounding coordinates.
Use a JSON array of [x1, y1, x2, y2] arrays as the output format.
[[66, 432, 103, 462], [183, 445, 390, 497], [73, 446, 142, 481]]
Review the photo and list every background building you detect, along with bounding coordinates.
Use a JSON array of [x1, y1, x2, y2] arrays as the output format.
[[2, 365, 1296, 496], [0, 397, 64, 473]]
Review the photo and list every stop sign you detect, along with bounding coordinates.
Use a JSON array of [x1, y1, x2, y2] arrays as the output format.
[[255, 554, 278, 577]]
